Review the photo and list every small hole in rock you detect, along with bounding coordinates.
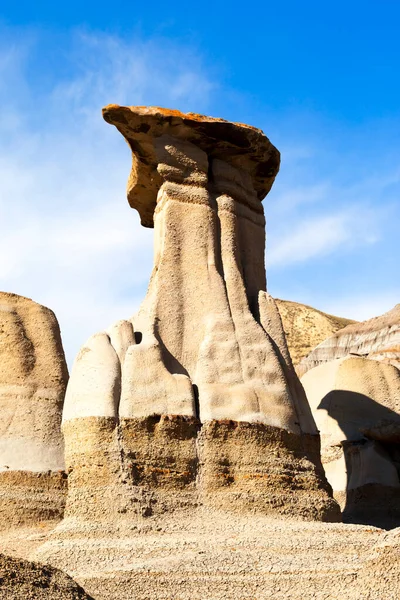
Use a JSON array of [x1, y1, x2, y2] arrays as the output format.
[[192, 384, 200, 419], [134, 331, 143, 344]]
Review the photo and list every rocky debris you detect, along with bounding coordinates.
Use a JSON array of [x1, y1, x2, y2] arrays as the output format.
[[58, 106, 339, 528], [275, 298, 356, 367], [0, 292, 68, 527], [0, 554, 93, 599], [301, 356, 400, 527], [298, 303, 400, 376]]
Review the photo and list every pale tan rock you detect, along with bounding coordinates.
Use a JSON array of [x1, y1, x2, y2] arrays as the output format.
[[345, 439, 399, 490], [302, 356, 400, 527], [259, 292, 317, 431], [299, 303, 400, 375], [106, 319, 135, 364], [0, 292, 68, 527], [62, 332, 120, 422], [61, 106, 339, 524], [120, 336, 195, 418], [103, 106, 315, 434], [302, 356, 400, 444], [275, 298, 356, 368]]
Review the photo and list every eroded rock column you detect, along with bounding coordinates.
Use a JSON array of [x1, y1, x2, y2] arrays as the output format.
[[61, 106, 339, 523], [0, 293, 68, 527]]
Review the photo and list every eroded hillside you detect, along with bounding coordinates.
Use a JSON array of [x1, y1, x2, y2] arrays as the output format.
[[276, 299, 356, 366]]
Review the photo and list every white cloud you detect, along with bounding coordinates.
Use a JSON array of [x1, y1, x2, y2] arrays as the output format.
[[268, 181, 330, 213], [265, 136, 399, 271], [267, 208, 379, 268], [0, 30, 215, 366], [0, 27, 398, 369]]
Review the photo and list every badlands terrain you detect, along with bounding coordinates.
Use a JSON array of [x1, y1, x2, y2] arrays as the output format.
[[276, 299, 356, 368], [1, 107, 399, 599]]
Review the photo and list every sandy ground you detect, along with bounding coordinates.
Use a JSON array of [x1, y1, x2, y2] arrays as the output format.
[[0, 510, 387, 600]]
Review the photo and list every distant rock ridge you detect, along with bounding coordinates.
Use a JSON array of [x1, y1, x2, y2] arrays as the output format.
[[0, 292, 68, 527], [276, 299, 356, 368], [298, 303, 400, 376]]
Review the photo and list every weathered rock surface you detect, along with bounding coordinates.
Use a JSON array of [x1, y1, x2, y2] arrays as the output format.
[[299, 303, 400, 376], [352, 527, 400, 599], [0, 554, 93, 599], [0, 513, 391, 600], [33, 514, 383, 600], [59, 106, 338, 528], [275, 298, 356, 367], [0, 292, 68, 527], [302, 356, 400, 527]]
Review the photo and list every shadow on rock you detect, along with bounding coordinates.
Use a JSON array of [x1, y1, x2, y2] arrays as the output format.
[[319, 389, 400, 529]]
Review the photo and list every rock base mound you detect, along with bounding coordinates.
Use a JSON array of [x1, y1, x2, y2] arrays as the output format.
[[0, 471, 67, 529], [0, 292, 69, 527], [0, 554, 93, 599], [63, 415, 339, 524]]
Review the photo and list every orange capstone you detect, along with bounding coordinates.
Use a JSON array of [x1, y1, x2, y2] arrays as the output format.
[[102, 104, 280, 227]]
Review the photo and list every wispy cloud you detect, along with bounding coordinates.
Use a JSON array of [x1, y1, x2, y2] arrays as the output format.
[[318, 291, 400, 322], [0, 30, 215, 365], [267, 207, 380, 268], [266, 129, 399, 271], [264, 118, 399, 321], [0, 26, 398, 368]]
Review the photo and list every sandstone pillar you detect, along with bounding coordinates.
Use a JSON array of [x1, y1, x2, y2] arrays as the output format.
[[0, 293, 68, 527], [62, 106, 339, 522]]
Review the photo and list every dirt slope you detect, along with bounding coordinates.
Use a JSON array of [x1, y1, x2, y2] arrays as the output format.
[[275, 298, 356, 366]]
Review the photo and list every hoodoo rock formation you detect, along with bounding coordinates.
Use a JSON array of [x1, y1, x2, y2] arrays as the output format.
[[298, 303, 400, 376], [61, 106, 339, 524], [0, 292, 68, 527], [302, 356, 400, 528]]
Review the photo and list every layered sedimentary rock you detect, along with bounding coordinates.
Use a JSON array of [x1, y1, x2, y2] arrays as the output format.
[[275, 299, 356, 368], [0, 292, 68, 527], [61, 106, 339, 525], [302, 356, 400, 527], [299, 304, 400, 376]]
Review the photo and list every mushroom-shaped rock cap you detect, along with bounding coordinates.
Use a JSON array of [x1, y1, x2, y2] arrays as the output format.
[[102, 105, 280, 227]]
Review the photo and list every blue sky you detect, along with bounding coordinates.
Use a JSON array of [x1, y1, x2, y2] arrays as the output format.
[[0, 1, 399, 364]]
